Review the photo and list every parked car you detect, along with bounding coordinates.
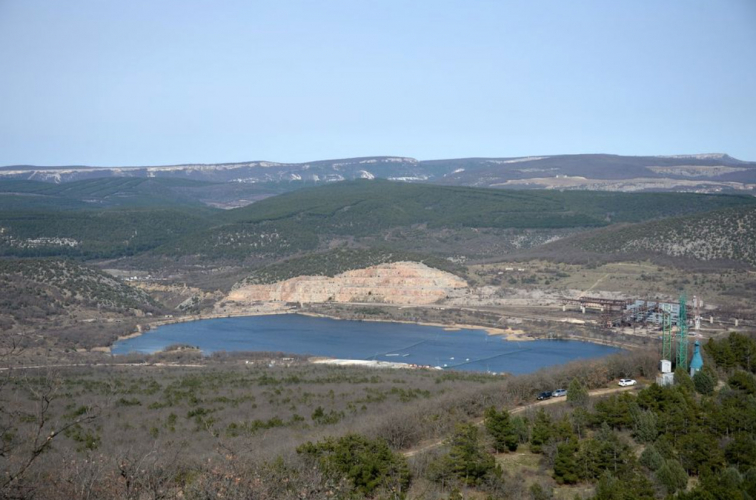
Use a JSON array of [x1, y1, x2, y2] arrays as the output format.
[[551, 389, 567, 397], [619, 378, 637, 387], [537, 391, 553, 401]]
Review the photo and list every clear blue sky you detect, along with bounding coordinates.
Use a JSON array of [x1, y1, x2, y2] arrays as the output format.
[[1, 1, 755, 166]]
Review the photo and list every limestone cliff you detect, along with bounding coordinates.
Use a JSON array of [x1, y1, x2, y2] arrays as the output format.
[[223, 261, 467, 307]]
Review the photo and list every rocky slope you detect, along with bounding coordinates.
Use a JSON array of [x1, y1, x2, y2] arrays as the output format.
[[4, 153, 755, 194], [221, 262, 468, 309], [538, 206, 756, 267]]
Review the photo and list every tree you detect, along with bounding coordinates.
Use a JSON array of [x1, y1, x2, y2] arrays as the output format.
[[674, 366, 695, 393], [655, 459, 688, 495], [553, 438, 580, 484], [484, 406, 518, 452], [693, 370, 715, 395], [593, 392, 635, 429], [639, 444, 664, 471], [428, 423, 500, 487], [631, 408, 658, 444], [511, 415, 530, 444], [530, 409, 553, 454], [592, 471, 656, 500], [678, 431, 725, 475], [728, 371, 756, 395], [296, 434, 411, 496], [567, 378, 589, 408], [725, 433, 756, 472], [575, 423, 634, 480]]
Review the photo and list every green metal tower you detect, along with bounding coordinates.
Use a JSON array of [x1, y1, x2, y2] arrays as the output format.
[[661, 309, 673, 362], [676, 293, 689, 371]]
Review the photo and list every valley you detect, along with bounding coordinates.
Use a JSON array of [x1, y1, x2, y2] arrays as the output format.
[[2, 163, 755, 500]]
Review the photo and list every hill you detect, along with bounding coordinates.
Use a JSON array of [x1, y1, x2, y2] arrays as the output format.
[[532, 205, 756, 268], [0, 207, 218, 259], [0, 177, 282, 210], [1, 180, 754, 266], [155, 180, 756, 263], [3, 153, 755, 194], [0, 259, 159, 346]]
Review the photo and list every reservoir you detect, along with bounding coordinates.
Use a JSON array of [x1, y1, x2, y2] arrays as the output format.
[[112, 314, 621, 374]]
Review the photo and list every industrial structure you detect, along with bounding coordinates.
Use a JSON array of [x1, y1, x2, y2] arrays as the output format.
[[676, 292, 689, 372]]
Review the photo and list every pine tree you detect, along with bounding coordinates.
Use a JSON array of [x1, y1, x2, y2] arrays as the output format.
[[567, 378, 589, 408], [655, 459, 688, 495], [530, 409, 553, 454], [484, 406, 518, 452], [553, 438, 580, 484], [639, 444, 663, 471], [693, 370, 715, 395]]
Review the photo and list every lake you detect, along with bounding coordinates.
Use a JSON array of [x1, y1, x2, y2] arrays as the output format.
[[112, 314, 621, 374]]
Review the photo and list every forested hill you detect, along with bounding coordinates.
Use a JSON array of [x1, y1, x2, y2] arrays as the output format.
[[155, 180, 756, 262], [1, 180, 755, 263], [0, 259, 159, 345], [221, 180, 756, 227], [532, 205, 756, 267]]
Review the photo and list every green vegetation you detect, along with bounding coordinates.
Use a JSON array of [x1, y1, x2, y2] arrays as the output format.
[[298, 434, 411, 496], [484, 406, 519, 452], [0, 207, 217, 258], [238, 247, 464, 285], [0, 259, 157, 334], [557, 205, 756, 266], [2, 179, 754, 266]]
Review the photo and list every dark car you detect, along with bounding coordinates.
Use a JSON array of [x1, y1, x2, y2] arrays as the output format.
[[537, 391, 552, 401]]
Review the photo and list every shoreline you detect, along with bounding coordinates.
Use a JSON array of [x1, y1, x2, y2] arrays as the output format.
[[295, 311, 535, 342], [107, 302, 633, 356]]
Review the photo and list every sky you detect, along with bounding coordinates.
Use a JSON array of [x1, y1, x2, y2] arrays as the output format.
[[1, 0, 755, 166]]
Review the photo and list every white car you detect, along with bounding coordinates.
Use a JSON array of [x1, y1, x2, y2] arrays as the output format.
[[619, 378, 637, 387]]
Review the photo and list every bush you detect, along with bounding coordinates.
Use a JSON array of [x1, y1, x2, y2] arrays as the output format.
[[428, 423, 501, 487], [296, 434, 411, 496], [693, 370, 715, 395]]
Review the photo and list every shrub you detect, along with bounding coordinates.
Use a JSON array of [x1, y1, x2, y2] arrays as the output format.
[[297, 434, 410, 496], [428, 423, 500, 486], [693, 370, 715, 395]]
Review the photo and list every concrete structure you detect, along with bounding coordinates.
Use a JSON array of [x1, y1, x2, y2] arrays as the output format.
[[656, 372, 675, 386], [660, 359, 672, 374]]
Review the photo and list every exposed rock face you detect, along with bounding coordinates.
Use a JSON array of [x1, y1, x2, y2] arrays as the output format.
[[225, 262, 467, 305]]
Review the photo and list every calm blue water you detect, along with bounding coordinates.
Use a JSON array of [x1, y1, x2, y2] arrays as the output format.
[[112, 314, 620, 374]]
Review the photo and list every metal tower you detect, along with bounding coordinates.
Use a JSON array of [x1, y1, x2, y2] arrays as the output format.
[[661, 309, 673, 362], [676, 293, 689, 371]]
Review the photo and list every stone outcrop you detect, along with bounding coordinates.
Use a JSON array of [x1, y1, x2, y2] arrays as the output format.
[[224, 261, 467, 306]]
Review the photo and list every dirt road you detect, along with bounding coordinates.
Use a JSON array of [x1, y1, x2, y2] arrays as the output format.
[[403, 385, 638, 457]]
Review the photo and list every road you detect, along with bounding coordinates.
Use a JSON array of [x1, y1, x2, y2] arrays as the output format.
[[403, 385, 638, 457]]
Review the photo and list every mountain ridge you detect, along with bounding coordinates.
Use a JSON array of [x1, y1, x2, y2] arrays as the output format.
[[2, 153, 754, 195]]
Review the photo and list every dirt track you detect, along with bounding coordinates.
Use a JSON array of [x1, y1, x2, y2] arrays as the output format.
[[403, 385, 639, 457]]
